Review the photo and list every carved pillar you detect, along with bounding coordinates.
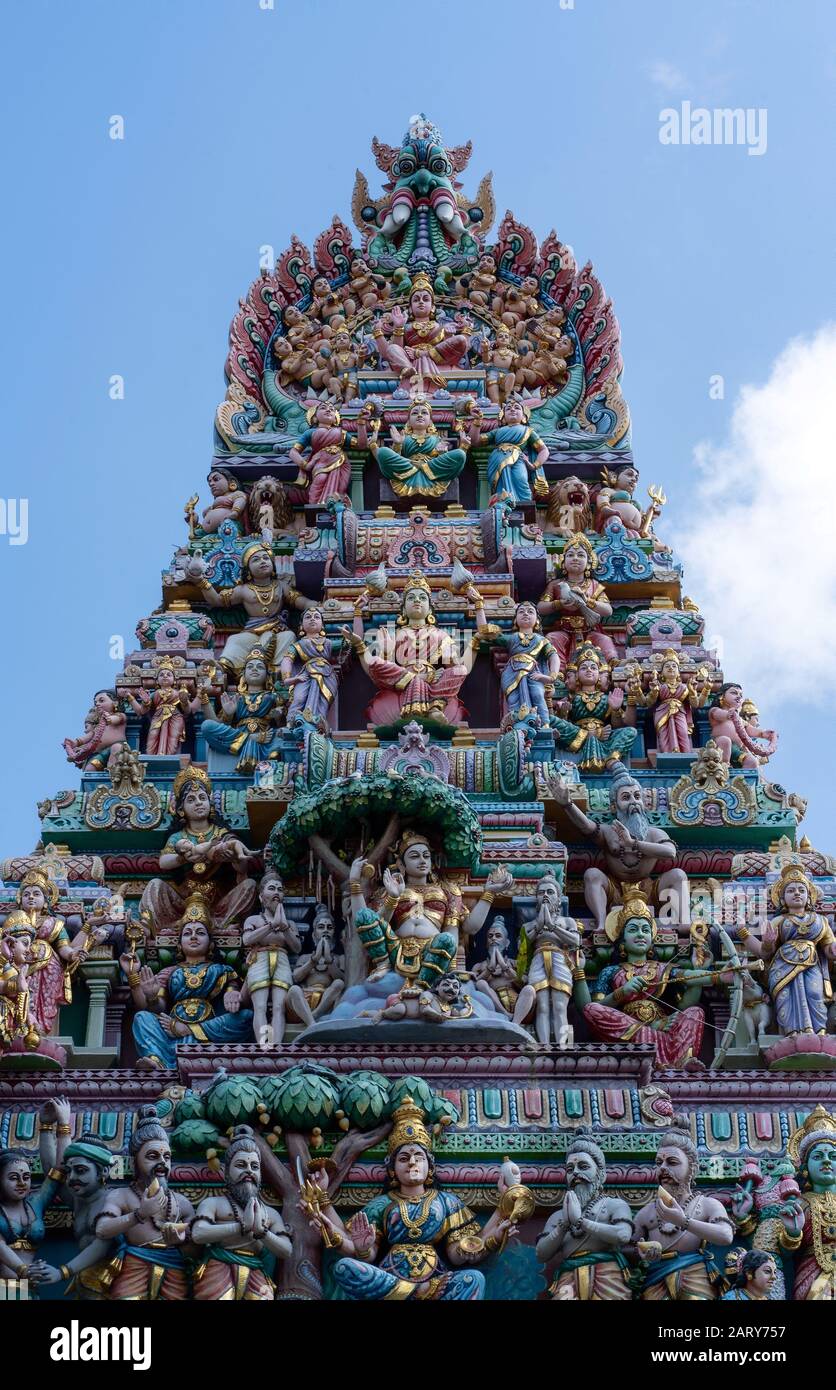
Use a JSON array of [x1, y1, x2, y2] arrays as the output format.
[[80, 960, 120, 1049]]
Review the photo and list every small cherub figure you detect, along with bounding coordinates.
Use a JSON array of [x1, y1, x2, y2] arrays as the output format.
[[318, 329, 368, 403], [63, 690, 128, 770], [623, 662, 646, 708], [292, 905, 345, 1019], [741, 967, 773, 1047], [495, 276, 541, 337], [242, 872, 314, 1045], [310, 277, 347, 333], [471, 918, 522, 1015], [84, 890, 133, 958], [481, 327, 521, 404], [344, 257, 389, 315], [465, 254, 499, 309], [362, 972, 474, 1025]]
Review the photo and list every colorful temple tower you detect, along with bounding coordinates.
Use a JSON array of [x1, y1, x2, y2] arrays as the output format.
[[1, 115, 834, 1304]]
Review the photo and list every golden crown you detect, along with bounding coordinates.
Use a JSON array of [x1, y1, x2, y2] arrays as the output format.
[[608, 893, 656, 944], [395, 829, 432, 860], [410, 272, 435, 298], [172, 765, 212, 803], [241, 542, 275, 570], [559, 533, 598, 571], [770, 863, 819, 911], [387, 1097, 432, 1155], [18, 869, 58, 908], [2, 909, 37, 939]]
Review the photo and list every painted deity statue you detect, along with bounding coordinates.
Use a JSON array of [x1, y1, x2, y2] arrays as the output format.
[[513, 875, 584, 1046], [200, 648, 284, 774], [124, 657, 202, 756], [288, 399, 371, 504], [473, 398, 549, 504], [192, 1125, 292, 1300], [122, 900, 254, 1070], [548, 763, 692, 929], [0, 1099, 74, 1295], [372, 273, 470, 387], [537, 534, 617, 666], [474, 600, 559, 728], [292, 905, 346, 1019], [536, 1133, 632, 1300], [138, 767, 258, 936], [280, 607, 346, 731], [345, 571, 476, 728], [720, 1250, 778, 1301], [189, 467, 247, 537], [96, 1106, 194, 1301], [241, 872, 313, 1045], [595, 464, 660, 540], [481, 326, 522, 404], [575, 896, 707, 1068], [370, 397, 469, 500], [37, 1129, 119, 1299], [187, 542, 315, 677], [12, 870, 102, 1037], [708, 682, 778, 767], [632, 1125, 734, 1299], [0, 916, 44, 1049], [773, 1107, 836, 1299], [644, 651, 712, 754], [551, 644, 638, 771], [306, 1098, 520, 1300], [63, 688, 128, 770], [316, 330, 368, 404], [738, 864, 836, 1037], [471, 918, 522, 1016]]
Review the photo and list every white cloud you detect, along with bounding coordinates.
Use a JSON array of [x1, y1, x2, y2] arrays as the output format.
[[672, 324, 836, 708], [648, 60, 689, 93]]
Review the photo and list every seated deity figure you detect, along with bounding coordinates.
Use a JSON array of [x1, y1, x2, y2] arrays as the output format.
[[537, 534, 617, 666], [738, 864, 836, 1038], [370, 396, 469, 500], [594, 464, 655, 538], [547, 763, 692, 929], [138, 767, 258, 936], [241, 872, 314, 1044], [632, 1123, 734, 1300], [121, 898, 254, 1069], [344, 571, 478, 728], [200, 647, 284, 774], [95, 1106, 194, 1301], [707, 682, 778, 767], [551, 644, 638, 772], [187, 542, 316, 677], [471, 918, 522, 1016], [305, 1098, 521, 1300], [63, 689, 128, 770], [471, 398, 550, 505], [190, 467, 247, 536], [371, 273, 470, 387], [536, 1133, 633, 1300], [291, 905, 346, 1019], [574, 896, 708, 1068], [192, 1125, 292, 1300], [512, 875, 584, 1046]]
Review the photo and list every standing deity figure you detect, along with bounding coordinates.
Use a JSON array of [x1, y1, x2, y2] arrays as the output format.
[[0, 916, 44, 1049], [548, 763, 692, 929], [191, 1125, 292, 1300], [512, 875, 583, 1046], [632, 1124, 734, 1299], [0, 1100, 75, 1295], [63, 688, 128, 770], [189, 468, 247, 536], [138, 767, 258, 935], [37, 1130, 119, 1299], [708, 682, 778, 767], [344, 571, 476, 727], [122, 899, 254, 1069], [471, 918, 522, 1016], [241, 872, 313, 1044], [770, 1107, 836, 1300], [372, 273, 470, 387], [536, 1133, 632, 1300], [594, 464, 661, 540], [288, 399, 370, 504], [306, 1098, 520, 1300], [200, 648, 284, 774], [475, 600, 559, 728], [187, 542, 315, 678], [738, 864, 836, 1037], [551, 644, 638, 771], [644, 651, 712, 754], [537, 534, 617, 666], [124, 657, 202, 756], [317, 330, 368, 404], [370, 397, 469, 500], [95, 1106, 194, 1301], [720, 1250, 778, 1301], [481, 326, 522, 404], [280, 607, 346, 731], [292, 905, 346, 1019], [575, 896, 706, 1068], [471, 398, 549, 505], [11, 869, 101, 1037]]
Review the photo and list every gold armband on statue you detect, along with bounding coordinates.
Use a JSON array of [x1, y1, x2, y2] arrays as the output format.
[[48, 1166, 66, 1182], [737, 926, 750, 942], [39, 1122, 57, 1134], [57, 1125, 71, 1136], [778, 1225, 803, 1251]]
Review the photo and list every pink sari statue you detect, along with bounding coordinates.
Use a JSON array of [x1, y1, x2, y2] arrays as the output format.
[[288, 400, 370, 505], [646, 653, 711, 755]]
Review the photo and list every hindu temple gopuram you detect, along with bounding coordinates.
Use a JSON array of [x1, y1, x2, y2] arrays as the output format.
[[2, 115, 834, 1306]]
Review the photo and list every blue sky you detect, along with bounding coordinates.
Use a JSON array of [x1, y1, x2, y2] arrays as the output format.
[[1, 0, 834, 856]]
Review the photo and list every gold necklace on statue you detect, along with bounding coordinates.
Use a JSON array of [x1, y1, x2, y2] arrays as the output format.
[[250, 583, 277, 614]]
